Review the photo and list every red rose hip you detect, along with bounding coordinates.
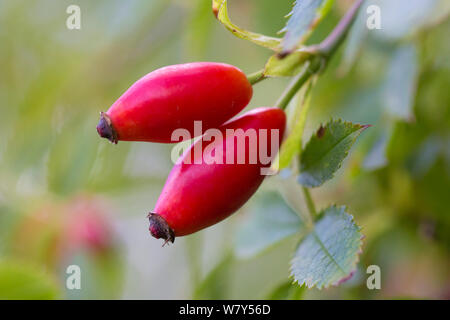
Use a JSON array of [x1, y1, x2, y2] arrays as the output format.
[[149, 107, 286, 243], [97, 62, 253, 143]]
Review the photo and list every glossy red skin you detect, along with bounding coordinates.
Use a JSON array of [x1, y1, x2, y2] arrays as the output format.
[[153, 107, 286, 236], [104, 62, 252, 143]]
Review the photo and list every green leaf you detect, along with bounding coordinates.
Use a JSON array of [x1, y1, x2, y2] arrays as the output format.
[[383, 44, 418, 121], [0, 260, 60, 299], [266, 280, 306, 300], [212, 0, 281, 50], [264, 50, 312, 77], [280, 0, 334, 55], [298, 119, 369, 187], [234, 191, 304, 258], [291, 206, 362, 289]]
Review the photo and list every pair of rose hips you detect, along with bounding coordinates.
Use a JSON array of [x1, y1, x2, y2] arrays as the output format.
[[97, 62, 286, 244]]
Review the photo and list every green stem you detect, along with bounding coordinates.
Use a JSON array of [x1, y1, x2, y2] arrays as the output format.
[[297, 80, 316, 225], [316, 0, 364, 57], [273, 1, 363, 222], [246, 69, 266, 85], [267, 0, 364, 225], [275, 57, 322, 110], [302, 187, 317, 217]]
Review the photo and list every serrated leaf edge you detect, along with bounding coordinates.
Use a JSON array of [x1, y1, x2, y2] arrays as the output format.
[[298, 118, 370, 188], [279, 0, 335, 55], [288, 205, 364, 289]]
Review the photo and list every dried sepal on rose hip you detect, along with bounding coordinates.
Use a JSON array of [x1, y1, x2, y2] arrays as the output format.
[[97, 62, 253, 144], [148, 107, 286, 244]]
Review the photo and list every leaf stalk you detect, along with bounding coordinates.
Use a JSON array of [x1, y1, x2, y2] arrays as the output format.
[[275, 57, 322, 111], [246, 69, 266, 85], [302, 187, 317, 217], [315, 0, 364, 57]]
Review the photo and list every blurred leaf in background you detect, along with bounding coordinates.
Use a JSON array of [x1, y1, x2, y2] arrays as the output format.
[[0, 260, 60, 299]]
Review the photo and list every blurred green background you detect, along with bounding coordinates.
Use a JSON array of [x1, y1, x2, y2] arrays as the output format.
[[0, 0, 449, 299]]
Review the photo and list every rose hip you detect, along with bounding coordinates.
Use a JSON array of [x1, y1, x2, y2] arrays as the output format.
[[148, 107, 286, 243], [97, 62, 252, 144]]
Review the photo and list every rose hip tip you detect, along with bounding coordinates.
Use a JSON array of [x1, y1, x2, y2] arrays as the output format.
[[148, 212, 175, 245], [97, 112, 118, 144]]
